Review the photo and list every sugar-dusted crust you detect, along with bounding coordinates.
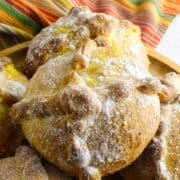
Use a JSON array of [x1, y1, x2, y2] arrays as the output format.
[[0, 57, 28, 102], [158, 72, 180, 103], [11, 7, 160, 179], [0, 57, 28, 157], [120, 72, 180, 180], [0, 146, 49, 180], [120, 102, 180, 180], [24, 6, 147, 77]]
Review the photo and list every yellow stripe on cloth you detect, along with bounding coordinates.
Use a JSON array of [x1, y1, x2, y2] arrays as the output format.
[[0, 10, 34, 35]]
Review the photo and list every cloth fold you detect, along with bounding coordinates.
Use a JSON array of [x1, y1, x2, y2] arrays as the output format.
[[0, 0, 179, 50]]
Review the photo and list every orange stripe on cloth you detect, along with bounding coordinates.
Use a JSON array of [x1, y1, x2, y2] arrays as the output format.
[[37, 8, 59, 23], [6, 0, 44, 24], [26, 0, 67, 16], [0, 10, 33, 34], [0, 0, 179, 50], [160, 0, 180, 15], [6, 0, 52, 26], [142, 36, 156, 48]]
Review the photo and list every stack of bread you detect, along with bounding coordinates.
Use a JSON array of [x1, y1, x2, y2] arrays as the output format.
[[0, 6, 179, 180]]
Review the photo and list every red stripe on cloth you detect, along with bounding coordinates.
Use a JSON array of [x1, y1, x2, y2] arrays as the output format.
[[142, 28, 160, 43], [142, 36, 156, 48], [38, 8, 59, 23]]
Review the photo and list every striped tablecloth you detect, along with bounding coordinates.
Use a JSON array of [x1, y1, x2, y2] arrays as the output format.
[[0, 0, 179, 50]]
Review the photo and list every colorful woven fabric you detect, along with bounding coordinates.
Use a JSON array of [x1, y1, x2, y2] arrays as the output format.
[[0, 0, 179, 50]]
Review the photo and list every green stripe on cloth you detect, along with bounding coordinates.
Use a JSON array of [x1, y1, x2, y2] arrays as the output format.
[[0, 0, 179, 50], [0, 23, 33, 50], [0, 0, 41, 34], [128, 0, 173, 20]]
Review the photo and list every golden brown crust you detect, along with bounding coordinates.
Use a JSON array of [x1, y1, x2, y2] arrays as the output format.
[[138, 77, 161, 95], [0, 57, 28, 102], [11, 7, 160, 179], [0, 146, 48, 180], [120, 73, 180, 180], [121, 103, 180, 180], [0, 106, 23, 158], [158, 79, 177, 103], [60, 84, 102, 116], [23, 7, 144, 77], [158, 72, 180, 103], [0, 57, 28, 157], [43, 161, 74, 180], [163, 72, 180, 93], [120, 138, 163, 180]]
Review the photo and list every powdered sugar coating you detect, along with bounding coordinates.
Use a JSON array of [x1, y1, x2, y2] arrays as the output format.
[[0, 146, 48, 180], [12, 6, 161, 179], [120, 73, 180, 180]]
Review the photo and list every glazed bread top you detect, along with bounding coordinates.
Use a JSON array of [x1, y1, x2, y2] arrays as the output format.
[[11, 7, 161, 179]]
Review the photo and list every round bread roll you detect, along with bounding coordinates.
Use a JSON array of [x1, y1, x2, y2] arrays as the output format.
[[0, 57, 28, 157], [120, 72, 180, 180], [11, 7, 160, 179]]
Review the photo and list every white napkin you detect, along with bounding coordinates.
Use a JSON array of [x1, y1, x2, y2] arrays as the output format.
[[156, 15, 180, 66]]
